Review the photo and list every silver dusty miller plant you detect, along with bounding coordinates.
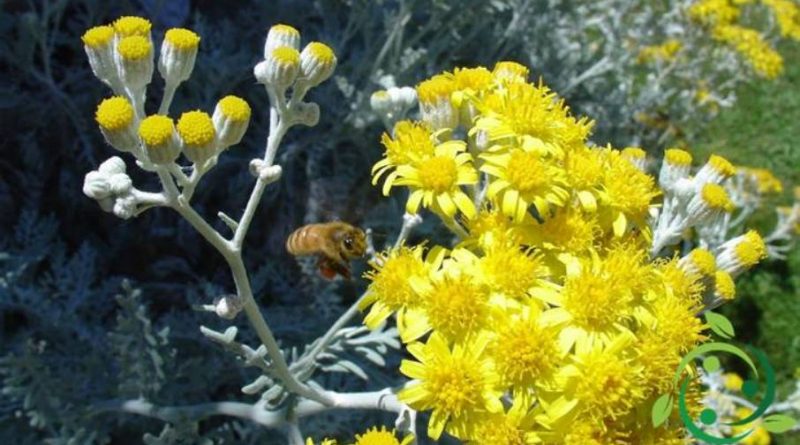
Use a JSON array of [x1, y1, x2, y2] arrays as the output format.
[[80, 17, 418, 444]]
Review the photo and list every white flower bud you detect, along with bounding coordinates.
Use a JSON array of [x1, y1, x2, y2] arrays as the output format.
[[214, 294, 244, 320], [83, 171, 111, 200], [659, 148, 693, 192], [108, 173, 133, 195], [82, 25, 121, 91], [254, 46, 300, 90], [264, 24, 300, 57], [212, 96, 251, 149], [115, 35, 155, 92], [113, 194, 137, 219], [258, 165, 282, 182], [99, 156, 127, 175], [158, 28, 200, 86], [293, 102, 320, 127], [299, 42, 336, 87], [695, 154, 736, 187]]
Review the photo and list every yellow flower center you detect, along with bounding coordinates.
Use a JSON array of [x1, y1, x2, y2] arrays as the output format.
[[177, 110, 215, 147], [425, 355, 484, 413], [665, 148, 693, 166], [418, 156, 458, 193], [689, 248, 716, 276], [165, 28, 200, 50], [368, 253, 425, 309], [473, 416, 527, 445], [604, 157, 659, 214], [505, 151, 550, 193], [575, 351, 640, 419], [95, 96, 134, 131], [353, 426, 401, 445], [566, 147, 604, 189], [492, 60, 530, 82], [218, 95, 251, 122], [538, 209, 597, 252], [715, 270, 736, 300], [734, 230, 767, 267], [139, 115, 174, 147], [451, 66, 492, 91], [117, 36, 152, 61], [82, 25, 114, 48], [701, 183, 734, 212], [416, 75, 455, 106], [271, 46, 301, 66], [113, 16, 152, 37], [707, 154, 736, 177], [493, 319, 559, 386], [305, 42, 336, 64], [479, 247, 543, 298], [425, 276, 487, 339], [563, 270, 631, 330], [621, 147, 646, 159], [270, 24, 300, 38]]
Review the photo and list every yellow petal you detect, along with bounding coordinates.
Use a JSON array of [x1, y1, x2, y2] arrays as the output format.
[[577, 190, 597, 212], [612, 211, 627, 237]]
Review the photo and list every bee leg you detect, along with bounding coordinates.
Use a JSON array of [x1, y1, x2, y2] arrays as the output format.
[[317, 256, 351, 280]]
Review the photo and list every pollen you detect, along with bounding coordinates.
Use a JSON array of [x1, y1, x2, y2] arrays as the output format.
[[665, 148, 693, 166], [715, 270, 736, 300], [418, 156, 458, 193], [95, 96, 134, 131], [113, 16, 152, 37], [271, 46, 300, 66], [734, 230, 767, 267], [138, 115, 174, 147], [165, 28, 200, 51], [707, 154, 736, 177], [177, 111, 215, 147], [416, 75, 455, 105], [701, 183, 734, 212], [82, 25, 114, 48], [689, 248, 716, 276], [305, 42, 336, 64], [218, 96, 251, 122], [117, 36, 152, 61]]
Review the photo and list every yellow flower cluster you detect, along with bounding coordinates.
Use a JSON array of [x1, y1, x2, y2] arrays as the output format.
[[637, 39, 683, 64], [306, 426, 413, 445], [363, 63, 753, 442], [688, 0, 786, 78]]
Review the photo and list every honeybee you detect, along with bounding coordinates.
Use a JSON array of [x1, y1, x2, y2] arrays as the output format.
[[286, 222, 367, 280]]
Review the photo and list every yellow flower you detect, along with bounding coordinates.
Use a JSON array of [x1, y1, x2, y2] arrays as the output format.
[[384, 140, 478, 219], [481, 138, 569, 221], [404, 258, 491, 343], [564, 146, 607, 211], [600, 150, 660, 236], [465, 394, 544, 444], [473, 81, 592, 151], [361, 245, 443, 330], [399, 332, 503, 440], [563, 333, 645, 421], [372, 121, 436, 184], [723, 372, 745, 392], [529, 207, 598, 254], [350, 426, 414, 445]]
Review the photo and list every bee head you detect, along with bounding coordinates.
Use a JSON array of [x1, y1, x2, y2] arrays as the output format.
[[340, 227, 367, 259]]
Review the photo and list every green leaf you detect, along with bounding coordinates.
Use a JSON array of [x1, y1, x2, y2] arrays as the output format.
[[762, 414, 797, 433], [705, 311, 735, 339], [651, 393, 673, 427]]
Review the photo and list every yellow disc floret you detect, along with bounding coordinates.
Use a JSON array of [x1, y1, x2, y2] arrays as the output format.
[[271, 23, 300, 38], [734, 230, 767, 267], [708, 154, 736, 177], [113, 16, 152, 37], [218, 95, 251, 122], [271, 46, 300, 66], [621, 147, 646, 159], [117, 36, 152, 60], [689, 248, 717, 276], [665, 148, 693, 166], [304, 42, 336, 64], [177, 111, 215, 147], [715, 270, 736, 300], [82, 25, 114, 48], [139, 115, 175, 147], [165, 28, 200, 50], [417, 156, 458, 193], [353, 426, 409, 445], [95, 96, 134, 131], [416, 75, 455, 106], [701, 183, 735, 212]]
